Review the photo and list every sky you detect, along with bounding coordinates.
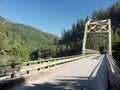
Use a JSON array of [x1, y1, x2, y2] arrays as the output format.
[[0, 0, 117, 36]]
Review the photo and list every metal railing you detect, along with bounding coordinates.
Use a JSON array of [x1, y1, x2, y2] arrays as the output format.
[[107, 55, 120, 73], [0, 55, 92, 81], [107, 55, 120, 89], [83, 49, 100, 55]]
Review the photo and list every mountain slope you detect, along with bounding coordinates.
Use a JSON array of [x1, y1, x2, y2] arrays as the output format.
[[0, 16, 59, 64]]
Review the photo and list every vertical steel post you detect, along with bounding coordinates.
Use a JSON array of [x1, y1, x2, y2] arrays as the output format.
[[82, 20, 90, 55], [108, 19, 112, 55]]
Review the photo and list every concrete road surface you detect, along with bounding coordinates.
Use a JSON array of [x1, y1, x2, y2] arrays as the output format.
[[12, 55, 108, 90]]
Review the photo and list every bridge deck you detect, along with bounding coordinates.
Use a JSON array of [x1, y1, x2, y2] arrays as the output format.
[[12, 55, 108, 90]]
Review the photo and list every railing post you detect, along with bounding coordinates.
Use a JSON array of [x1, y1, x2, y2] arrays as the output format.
[[54, 59, 56, 66], [38, 61, 41, 71], [11, 61, 15, 78], [26, 62, 30, 74], [48, 59, 49, 68]]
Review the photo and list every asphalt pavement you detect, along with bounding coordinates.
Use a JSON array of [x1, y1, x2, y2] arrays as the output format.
[[12, 55, 108, 90]]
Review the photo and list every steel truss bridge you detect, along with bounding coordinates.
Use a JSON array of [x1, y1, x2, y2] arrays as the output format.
[[0, 19, 120, 90]]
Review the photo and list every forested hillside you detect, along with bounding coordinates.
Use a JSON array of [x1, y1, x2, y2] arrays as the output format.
[[0, 16, 59, 64], [59, 1, 120, 65], [59, 19, 86, 55]]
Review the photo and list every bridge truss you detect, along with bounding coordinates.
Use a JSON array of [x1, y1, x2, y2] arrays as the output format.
[[82, 19, 112, 55]]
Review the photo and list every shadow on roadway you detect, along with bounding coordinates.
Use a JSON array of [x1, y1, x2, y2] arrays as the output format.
[[13, 55, 109, 90]]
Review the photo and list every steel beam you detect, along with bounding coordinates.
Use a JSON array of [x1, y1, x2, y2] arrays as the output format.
[[82, 19, 112, 55]]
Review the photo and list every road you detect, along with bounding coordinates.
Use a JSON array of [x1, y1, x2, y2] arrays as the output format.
[[12, 55, 108, 90]]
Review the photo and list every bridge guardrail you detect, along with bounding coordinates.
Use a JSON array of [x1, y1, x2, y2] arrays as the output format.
[[0, 54, 96, 81], [107, 55, 120, 89], [0, 54, 97, 81], [107, 55, 120, 73], [0, 54, 98, 81]]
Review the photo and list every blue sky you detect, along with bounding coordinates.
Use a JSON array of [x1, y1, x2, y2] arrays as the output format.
[[0, 0, 117, 36]]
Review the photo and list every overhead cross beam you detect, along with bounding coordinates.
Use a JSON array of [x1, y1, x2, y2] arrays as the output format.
[[82, 19, 112, 55]]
